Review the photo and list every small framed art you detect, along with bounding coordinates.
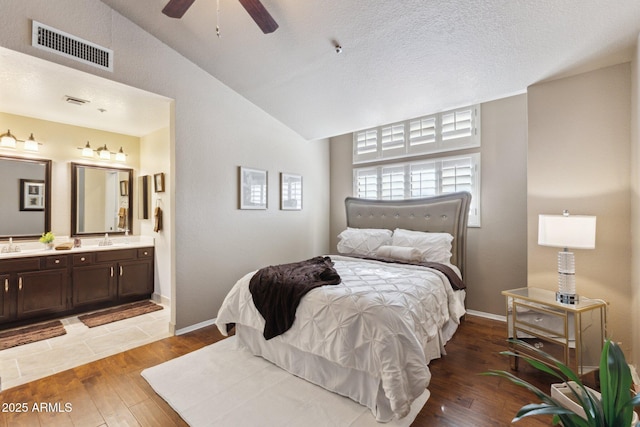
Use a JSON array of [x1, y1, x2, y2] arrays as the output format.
[[280, 173, 302, 210], [154, 173, 165, 193], [239, 166, 267, 209], [19, 179, 45, 211]]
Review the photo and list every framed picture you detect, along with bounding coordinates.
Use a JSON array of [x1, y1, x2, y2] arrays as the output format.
[[120, 180, 129, 196], [239, 167, 267, 209], [280, 173, 302, 210], [19, 179, 45, 211], [154, 173, 165, 193]]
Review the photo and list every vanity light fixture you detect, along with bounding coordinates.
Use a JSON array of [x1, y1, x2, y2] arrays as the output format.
[[81, 141, 94, 157], [23, 133, 39, 152], [0, 129, 17, 149], [115, 147, 126, 162], [98, 144, 111, 160]]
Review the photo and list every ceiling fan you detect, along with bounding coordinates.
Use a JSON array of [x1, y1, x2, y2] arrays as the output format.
[[162, 0, 278, 34]]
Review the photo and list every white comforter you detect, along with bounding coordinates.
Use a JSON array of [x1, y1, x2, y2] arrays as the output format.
[[215, 255, 465, 420]]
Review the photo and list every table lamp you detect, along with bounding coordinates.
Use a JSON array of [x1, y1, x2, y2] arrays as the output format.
[[538, 210, 596, 304]]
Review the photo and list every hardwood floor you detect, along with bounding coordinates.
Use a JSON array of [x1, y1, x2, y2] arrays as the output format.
[[0, 315, 562, 426]]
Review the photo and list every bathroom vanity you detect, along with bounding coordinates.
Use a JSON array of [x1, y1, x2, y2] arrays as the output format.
[[0, 242, 154, 329]]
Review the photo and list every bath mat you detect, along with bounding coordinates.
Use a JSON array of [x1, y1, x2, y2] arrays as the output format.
[[0, 320, 66, 350], [78, 300, 163, 328], [142, 336, 429, 426]]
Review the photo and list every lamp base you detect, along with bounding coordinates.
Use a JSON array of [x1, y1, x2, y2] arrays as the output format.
[[556, 292, 579, 305]]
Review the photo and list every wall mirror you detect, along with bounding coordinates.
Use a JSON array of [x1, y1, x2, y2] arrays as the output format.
[[71, 162, 133, 236], [0, 155, 51, 239]]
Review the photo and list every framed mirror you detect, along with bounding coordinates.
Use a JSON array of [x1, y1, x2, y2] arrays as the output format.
[[0, 155, 52, 239], [71, 163, 133, 236]]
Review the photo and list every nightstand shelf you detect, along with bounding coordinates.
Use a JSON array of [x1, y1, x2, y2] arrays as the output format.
[[502, 287, 607, 377]]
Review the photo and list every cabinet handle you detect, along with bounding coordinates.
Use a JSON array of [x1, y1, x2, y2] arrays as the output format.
[[80, 257, 86, 262], [18, 277, 22, 291], [120, 266, 123, 276], [110, 266, 114, 277], [144, 251, 148, 256], [55, 259, 60, 264], [4, 278, 7, 293]]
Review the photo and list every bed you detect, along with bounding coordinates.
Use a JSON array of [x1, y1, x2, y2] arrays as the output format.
[[215, 192, 471, 422]]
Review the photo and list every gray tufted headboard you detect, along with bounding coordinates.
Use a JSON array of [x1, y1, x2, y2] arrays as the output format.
[[345, 192, 471, 278]]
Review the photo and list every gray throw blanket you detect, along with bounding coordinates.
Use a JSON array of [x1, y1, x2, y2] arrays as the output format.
[[249, 256, 341, 340]]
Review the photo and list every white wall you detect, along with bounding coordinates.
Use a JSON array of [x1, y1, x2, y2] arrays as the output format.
[[528, 63, 633, 357], [0, 0, 331, 331], [631, 35, 640, 369]]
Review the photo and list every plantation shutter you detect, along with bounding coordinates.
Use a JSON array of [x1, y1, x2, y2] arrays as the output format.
[[380, 165, 405, 200], [409, 162, 437, 198], [355, 168, 378, 199]]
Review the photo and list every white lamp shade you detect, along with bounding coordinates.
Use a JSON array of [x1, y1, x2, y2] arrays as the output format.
[[538, 214, 596, 249]]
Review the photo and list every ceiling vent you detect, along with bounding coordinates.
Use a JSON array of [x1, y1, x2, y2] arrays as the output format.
[[64, 95, 90, 106], [31, 20, 114, 72]]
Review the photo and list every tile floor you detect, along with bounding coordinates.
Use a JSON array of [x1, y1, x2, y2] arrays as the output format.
[[0, 303, 171, 391]]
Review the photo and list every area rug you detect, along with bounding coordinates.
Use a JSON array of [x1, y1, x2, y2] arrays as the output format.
[[141, 336, 429, 427], [0, 320, 66, 350], [78, 300, 163, 328]]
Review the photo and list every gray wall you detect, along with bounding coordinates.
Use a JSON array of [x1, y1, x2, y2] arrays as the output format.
[[330, 94, 529, 317], [528, 63, 632, 357], [0, 1, 331, 331]]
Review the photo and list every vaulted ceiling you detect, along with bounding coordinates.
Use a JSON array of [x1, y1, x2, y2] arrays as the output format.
[[98, 0, 640, 140]]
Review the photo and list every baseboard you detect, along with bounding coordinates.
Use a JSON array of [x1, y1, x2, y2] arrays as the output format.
[[466, 309, 506, 322], [151, 293, 170, 306], [175, 318, 217, 336]]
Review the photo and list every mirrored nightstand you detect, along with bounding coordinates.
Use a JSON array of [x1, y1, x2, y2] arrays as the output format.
[[502, 287, 607, 377]]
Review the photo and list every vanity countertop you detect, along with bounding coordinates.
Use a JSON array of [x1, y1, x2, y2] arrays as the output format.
[[0, 236, 155, 259]]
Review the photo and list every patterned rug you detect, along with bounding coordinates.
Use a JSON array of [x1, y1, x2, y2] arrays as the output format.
[[78, 300, 163, 328], [0, 320, 67, 350]]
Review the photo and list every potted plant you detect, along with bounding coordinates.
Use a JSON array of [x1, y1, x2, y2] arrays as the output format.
[[39, 231, 55, 249], [484, 339, 640, 426]]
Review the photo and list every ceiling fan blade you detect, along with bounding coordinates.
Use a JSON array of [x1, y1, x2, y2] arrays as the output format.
[[238, 0, 279, 34], [162, 0, 196, 18]]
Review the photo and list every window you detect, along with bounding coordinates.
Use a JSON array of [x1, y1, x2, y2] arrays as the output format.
[[353, 154, 481, 226], [353, 105, 480, 164]]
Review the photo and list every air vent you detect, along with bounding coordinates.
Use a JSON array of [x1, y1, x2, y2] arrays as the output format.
[[64, 95, 90, 106], [31, 20, 113, 72]]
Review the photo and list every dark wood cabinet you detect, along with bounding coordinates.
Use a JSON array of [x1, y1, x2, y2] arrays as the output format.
[[16, 269, 68, 318], [0, 246, 154, 329], [0, 274, 10, 323]]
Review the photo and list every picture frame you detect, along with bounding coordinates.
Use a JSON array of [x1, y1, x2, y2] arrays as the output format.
[[280, 173, 302, 210], [19, 179, 45, 211], [154, 173, 165, 193], [120, 180, 129, 196], [239, 166, 267, 209]]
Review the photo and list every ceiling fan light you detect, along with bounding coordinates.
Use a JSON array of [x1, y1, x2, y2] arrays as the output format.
[[115, 147, 126, 162], [0, 129, 17, 148], [23, 133, 39, 151], [82, 141, 94, 157]]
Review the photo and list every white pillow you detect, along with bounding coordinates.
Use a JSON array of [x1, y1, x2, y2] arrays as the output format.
[[392, 228, 454, 264], [337, 228, 392, 257], [376, 245, 423, 262]]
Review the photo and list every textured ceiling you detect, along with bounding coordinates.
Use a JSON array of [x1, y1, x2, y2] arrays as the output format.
[[98, 0, 640, 140]]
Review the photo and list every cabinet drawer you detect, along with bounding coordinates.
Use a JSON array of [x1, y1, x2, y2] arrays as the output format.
[[73, 253, 93, 265], [95, 248, 136, 263], [137, 247, 153, 258], [0, 258, 41, 273], [43, 255, 68, 269], [513, 302, 567, 339]]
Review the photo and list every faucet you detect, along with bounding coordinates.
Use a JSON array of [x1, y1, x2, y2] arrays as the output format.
[[99, 233, 113, 247], [1, 238, 21, 253]]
